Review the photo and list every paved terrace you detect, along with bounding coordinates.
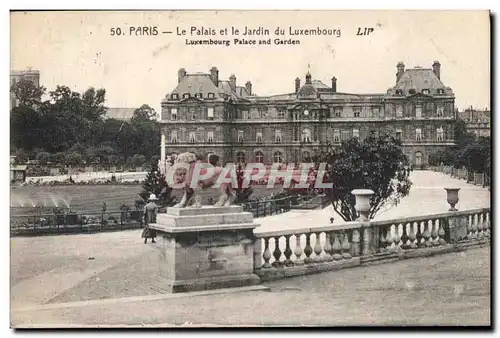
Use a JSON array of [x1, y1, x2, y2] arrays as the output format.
[[11, 171, 491, 326]]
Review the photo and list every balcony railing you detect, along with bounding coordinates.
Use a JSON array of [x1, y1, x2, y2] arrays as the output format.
[[254, 208, 490, 279]]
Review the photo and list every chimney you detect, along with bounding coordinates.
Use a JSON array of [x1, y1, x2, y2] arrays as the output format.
[[396, 62, 405, 82], [295, 77, 300, 93], [229, 74, 236, 91], [432, 61, 441, 80], [210, 67, 219, 86], [178, 68, 187, 83], [331, 77, 337, 93], [245, 81, 252, 95]]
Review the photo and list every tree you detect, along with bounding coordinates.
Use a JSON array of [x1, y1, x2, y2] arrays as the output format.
[[131, 154, 146, 167], [139, 162, 176, 207], [36, 151, 51, 165], [314, 134, 412, 221], [65, 152, 83, 166], [14, 148, 28, 164], [11, 79, 46, 108], [131, 104, 157, 122]]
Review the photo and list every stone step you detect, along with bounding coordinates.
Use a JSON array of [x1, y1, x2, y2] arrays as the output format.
[[157, 212, 253, 228], [167, 206, 243, 217]]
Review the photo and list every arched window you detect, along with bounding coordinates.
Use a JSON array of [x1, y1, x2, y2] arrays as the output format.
[[273, 151, 284, 163], [236, 151, 245, 163], [255, 151, 264, 164], [302, 151, 311, 163]]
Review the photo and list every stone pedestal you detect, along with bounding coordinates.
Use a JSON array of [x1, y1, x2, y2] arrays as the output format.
[[444, 214, 468, 243], [150, 206, 261, 293]]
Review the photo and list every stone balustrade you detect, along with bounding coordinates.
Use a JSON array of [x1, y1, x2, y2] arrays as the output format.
[[429, 166, 490, 188], [254, 207, 490, 280]]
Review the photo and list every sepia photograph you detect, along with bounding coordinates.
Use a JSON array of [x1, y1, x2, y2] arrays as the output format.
[[9, 10, 491, 328]]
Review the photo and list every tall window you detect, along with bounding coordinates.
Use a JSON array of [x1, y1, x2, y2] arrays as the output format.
[[333, 129, 340, 143], [258, 108, 267, 118], [189, 132, 196, 143], [161, 109, 168, 121], [436, 105, 444, 117], [415, 105, 422, 118], [275, 129, 282, 143], [207, 131, 214, 143], [236, 151, 245, 163], [273, 151, 284, 163], [207, 107, 214, 119], [436, 127, 444, 141], [255, 151, 264, 163], [396, 128, 403, 140], [171, 108, 177, 120], [415, 128, 422, 141], [341, 130, 350, 141], [189, 107, 196, 120], [256, 132, 263, 144], [171, 130, 178, 143], [353, 129, 360, 138], [278, 108, 286, 119], [396, 105, 403, 117], [302, 128, 311, 142], [334, 107, 342, 117], [242, 110, 249, 120], [238, 130, 244, 143], [353, 107, 361, 118], [372, 107, 380, 117]]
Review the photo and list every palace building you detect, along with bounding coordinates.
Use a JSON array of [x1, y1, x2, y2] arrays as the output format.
[[158, 61, 456, 168]]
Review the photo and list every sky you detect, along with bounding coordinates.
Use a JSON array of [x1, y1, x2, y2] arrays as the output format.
[[11, 10, 490, 112]]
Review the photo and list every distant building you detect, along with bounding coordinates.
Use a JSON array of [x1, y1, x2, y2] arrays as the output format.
[[105, 108, 137, 121], [158, 61, 456, 168], [10, 165, 27, 182], [10, 68, 41, 108], [457, 107, 490, 138]]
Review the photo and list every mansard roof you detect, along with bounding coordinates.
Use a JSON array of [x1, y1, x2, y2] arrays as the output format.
[[387, 68, 454, 96], [170, 73, 224, 98]]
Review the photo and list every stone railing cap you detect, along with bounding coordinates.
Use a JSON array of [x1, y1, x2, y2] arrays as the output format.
[[444, 187, 461, 191]]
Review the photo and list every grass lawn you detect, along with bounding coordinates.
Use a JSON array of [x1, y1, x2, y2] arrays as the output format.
[[10, 184, 283, 216]]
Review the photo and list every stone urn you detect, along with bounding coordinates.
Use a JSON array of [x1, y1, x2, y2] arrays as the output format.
[[444, 188, 460, 211], [351, 189, 374, 221]]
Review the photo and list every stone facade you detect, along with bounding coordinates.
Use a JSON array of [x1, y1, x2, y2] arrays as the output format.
[[457, 107, 490, 138], [10, 68, 41, 108], [159, 61, 456, 167]]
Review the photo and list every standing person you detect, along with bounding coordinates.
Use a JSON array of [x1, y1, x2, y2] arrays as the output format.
[[142, 194, 158, 244]]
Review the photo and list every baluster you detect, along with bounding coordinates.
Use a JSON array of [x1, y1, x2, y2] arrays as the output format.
[[262, 238, 272, 268], [304, 233, 313, 263], [332, 232, 342, 260], [385, 225, 393, 251], [271, 237, 282, 267], [408, 222, 417, 249], [294, 234, 304, 265], [341, 231, 352, 259], [392, 224, 401, 251], [438, 218, 447, 245], [313, 232, 323, 261], [471, 214, 478, 239], [283, 235, 293, 266], [431, 219, 439, 246], [466, 214, 473, 239], [351, 229, 361, 257], [477, 213, 484, 239], [400, 222, 409, 249], [422, 221, 432, 247], [416, 221, 424, 247], [379, 226, 387, 252], [323, 232, 333, 261], [484, 212, 490, 238]]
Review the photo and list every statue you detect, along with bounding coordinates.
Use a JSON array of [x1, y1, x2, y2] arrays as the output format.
[[172, 152, 236, 208]]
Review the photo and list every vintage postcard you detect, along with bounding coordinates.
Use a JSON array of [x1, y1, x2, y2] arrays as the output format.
[[10, 10, 491, 328]]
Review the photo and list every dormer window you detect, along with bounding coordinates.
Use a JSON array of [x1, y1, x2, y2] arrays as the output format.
[[396, 89, 403, 95], [422, 89, 430, 95], [408, 89, 416, 95], [195, 93, 202, 99], [437, 89, 444, 95], [208, 92, 215, 99], [183, 93, 190, 99], [171, 93, 179, 100]]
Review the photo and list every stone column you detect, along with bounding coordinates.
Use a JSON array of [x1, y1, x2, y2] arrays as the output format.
[[150, 206, 261, 293], [160, 133, 166, 163]]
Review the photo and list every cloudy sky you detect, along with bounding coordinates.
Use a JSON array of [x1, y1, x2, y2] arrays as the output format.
[[11, 10, 490, 112]]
